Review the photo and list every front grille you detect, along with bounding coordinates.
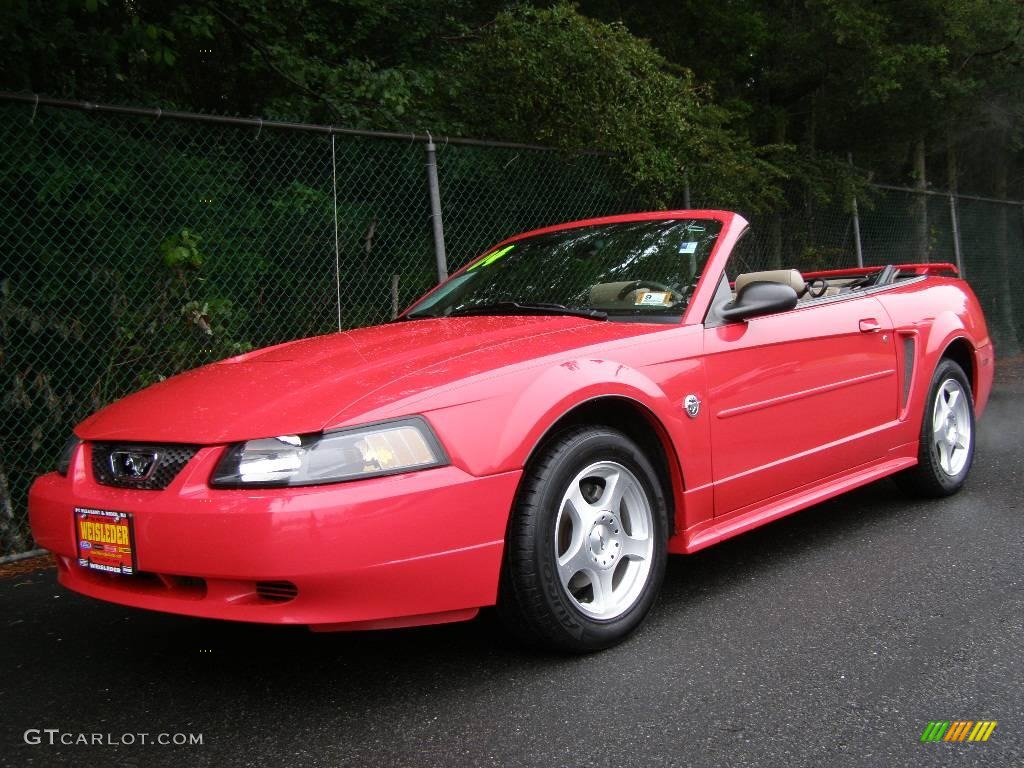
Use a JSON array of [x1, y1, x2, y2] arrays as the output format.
[[255, 580, 299, 603], [67, 560, 207, 600], [91, 442, 200, 490]]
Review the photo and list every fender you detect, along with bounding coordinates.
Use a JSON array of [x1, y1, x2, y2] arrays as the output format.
[[506, 360, 669, 463], [420, 356, 712, 539], [887, 312, 965, 440], [921, 313, 972, 388], [422, 357, 679, 477], [923, 310, 969, 363], [930, 324, 993, 418], [877, 278, 994, 422]]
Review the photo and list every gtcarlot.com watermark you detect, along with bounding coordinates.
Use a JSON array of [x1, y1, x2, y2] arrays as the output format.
[[24, 729, 203, 746]]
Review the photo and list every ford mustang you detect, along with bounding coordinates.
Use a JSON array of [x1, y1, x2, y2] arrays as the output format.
[[29, 210, 994, 651]]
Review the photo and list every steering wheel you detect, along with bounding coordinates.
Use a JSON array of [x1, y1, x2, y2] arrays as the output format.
[[617, 280, 672, 300], [802, 277, 829, 299]]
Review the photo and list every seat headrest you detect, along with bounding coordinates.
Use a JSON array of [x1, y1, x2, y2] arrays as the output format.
[[589, 281, 644, 307], [734, 269, 805, 294]]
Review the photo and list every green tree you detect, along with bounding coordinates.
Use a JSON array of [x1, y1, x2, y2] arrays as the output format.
[[443, 4, 785, 211]]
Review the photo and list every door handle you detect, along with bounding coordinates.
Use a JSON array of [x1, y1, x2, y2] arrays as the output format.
[[859, 318, 881, 333]]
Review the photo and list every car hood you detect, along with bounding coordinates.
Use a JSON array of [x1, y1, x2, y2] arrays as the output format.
[[77, 316, 666, 444]]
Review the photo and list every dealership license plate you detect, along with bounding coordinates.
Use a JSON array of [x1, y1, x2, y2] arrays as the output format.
[[75, 508, 135, 575]]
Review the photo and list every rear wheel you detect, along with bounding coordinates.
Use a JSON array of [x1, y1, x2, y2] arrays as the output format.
[[897, 358, 975, 497], [498, 426, 668, 652]]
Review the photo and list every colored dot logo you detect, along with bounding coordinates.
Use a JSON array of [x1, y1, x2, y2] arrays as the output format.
[[920, 720, 997, 742]]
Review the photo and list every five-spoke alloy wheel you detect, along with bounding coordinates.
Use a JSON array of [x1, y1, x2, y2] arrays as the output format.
[[898, 357, 976, 497], [554, 461, 655, 620], [931, 377, 972, 477], [498, 426, 668, 652]]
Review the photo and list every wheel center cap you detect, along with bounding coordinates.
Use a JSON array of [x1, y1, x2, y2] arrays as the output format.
[[588, 513, 621, 568], [944, 412, 959, 444]]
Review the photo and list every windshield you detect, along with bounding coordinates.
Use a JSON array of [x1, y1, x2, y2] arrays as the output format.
[[405, 218, 722, 323]]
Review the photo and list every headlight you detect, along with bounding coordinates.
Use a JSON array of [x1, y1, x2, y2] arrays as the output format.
[[209, 417, 448, 488], [56, 435, 82, 476]]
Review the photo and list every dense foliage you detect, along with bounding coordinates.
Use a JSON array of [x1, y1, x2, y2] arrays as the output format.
[[4, 0, 1021, 205]]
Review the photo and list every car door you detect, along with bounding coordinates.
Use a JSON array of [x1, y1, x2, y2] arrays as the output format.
[[703, 294, 899, 516]]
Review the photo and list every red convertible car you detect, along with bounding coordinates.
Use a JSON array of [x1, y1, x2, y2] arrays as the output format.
[[29, 211, 994, 651]]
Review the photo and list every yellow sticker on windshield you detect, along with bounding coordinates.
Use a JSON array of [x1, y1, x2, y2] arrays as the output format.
[[467, 244, 515, 271]]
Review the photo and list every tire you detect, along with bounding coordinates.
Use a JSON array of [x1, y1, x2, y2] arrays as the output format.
[[497, 426, 668, 652], [896, 358, 976, 497]]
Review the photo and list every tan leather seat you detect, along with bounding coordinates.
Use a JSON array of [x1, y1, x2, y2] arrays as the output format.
[[589, 281, 641, 307], [734, 269, 805, 295], [589, 281, 676, 308]]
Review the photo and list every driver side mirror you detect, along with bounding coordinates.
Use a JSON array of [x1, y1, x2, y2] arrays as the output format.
[[718, 281, 799, 322]]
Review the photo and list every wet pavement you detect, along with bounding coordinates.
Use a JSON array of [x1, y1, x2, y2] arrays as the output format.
[[1, 370, 1022, 767]]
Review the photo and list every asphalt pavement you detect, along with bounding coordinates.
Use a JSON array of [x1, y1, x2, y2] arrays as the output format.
[[2, 369, 1022, 768]]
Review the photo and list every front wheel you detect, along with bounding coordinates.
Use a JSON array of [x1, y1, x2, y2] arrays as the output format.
[[498, 426, 668, 652], [897, 358, 976, 497]]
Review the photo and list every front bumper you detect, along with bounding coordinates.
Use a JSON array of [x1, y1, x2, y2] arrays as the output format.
[[29, 444, 520, 630]]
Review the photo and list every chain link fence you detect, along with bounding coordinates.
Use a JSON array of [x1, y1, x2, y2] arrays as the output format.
[[738, 187, 1023, 350], [0, 96, 647, 557], [1, 94, 1022, 558]]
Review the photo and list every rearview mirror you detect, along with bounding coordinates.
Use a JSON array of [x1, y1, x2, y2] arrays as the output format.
[[718, 281, 799, 322]]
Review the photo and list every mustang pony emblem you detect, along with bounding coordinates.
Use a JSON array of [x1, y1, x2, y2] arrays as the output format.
[[684, 394, 702, 418]]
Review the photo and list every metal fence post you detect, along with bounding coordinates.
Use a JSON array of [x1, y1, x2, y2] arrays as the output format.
[[851, 196, 864, 268], [425, 136, 448, 282], [849, 154, 864, 268], [331, 134, 342, 330], [949, 193, 964, 277]]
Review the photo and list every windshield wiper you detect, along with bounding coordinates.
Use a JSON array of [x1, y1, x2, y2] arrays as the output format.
[[448, 301, 607, 321]]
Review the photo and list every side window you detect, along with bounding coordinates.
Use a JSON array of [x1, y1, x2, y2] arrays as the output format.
[[703, 273, 735, 327], [724, 228, 764, 279], [715, 228, 761, 320], [703, 227, 799, 326]]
